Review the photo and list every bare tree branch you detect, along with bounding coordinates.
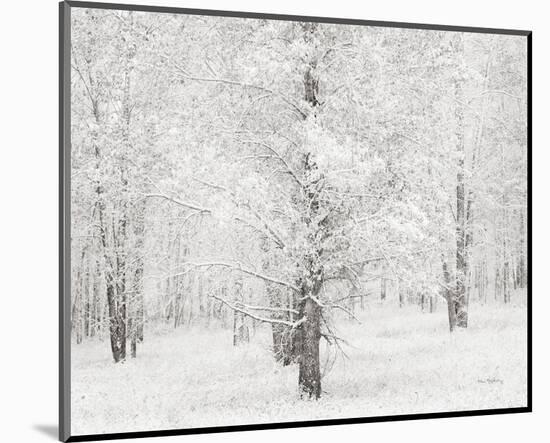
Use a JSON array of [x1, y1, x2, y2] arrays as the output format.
[[238, 139, 305, 190], [234, 301, 299, 315], [328, 302, 362, 323], [193, 177, 287, 249], [145, 193, 212, 213], [167, 59, 308, 119], [211, 294, 305, 327], [177, 261, 300, 292]]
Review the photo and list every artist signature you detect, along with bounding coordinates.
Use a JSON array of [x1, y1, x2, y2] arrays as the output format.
[[477, 378, 503, 384]]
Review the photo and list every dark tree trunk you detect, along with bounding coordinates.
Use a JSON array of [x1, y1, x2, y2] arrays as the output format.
[[516, 257, 526, 289], [131, 337, 137, 359], [97, 176, 126, 362], [106, 278, 126, 363], [503, 261, 511, 303], [129, 318, 137, 358], [136, 269, 144, 343], [442, 261, 457, 332], [494, 266, 500, 301], [293, 20, 323, 399], [446, 295, 457, 333], [298, 296, 322, 399], [455, 165, 468, 328]]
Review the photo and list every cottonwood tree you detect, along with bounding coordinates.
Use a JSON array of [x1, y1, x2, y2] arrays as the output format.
[[147, 19, 451, 398]]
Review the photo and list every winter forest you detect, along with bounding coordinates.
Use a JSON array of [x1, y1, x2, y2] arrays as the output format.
[[69, 7, 528, 435]]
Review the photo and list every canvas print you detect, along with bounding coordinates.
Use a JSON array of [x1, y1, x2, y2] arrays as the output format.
[[64, 2, 530, 439]]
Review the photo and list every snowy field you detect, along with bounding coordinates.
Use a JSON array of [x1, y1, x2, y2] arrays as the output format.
[[71, 299, 527, 436]]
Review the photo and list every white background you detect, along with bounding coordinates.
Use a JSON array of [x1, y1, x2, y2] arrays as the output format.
[[0, 0, 546, 442]]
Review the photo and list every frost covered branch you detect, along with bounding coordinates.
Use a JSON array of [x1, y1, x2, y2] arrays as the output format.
[[179, 261, 299, 293], [238, 139, 305, 190], [169, 60, 308, 119], [145, 193, 212, 213], [211, 294, 305, 327], [193, 177, 287, 249]]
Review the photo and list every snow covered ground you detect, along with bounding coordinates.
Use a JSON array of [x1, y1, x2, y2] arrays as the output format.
[[71, 300, 528, 436]]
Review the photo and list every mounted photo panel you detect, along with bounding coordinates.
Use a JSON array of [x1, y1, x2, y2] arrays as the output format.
[[59, 1, 532, 441]]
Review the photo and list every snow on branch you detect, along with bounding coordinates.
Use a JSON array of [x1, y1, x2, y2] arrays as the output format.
[[238, 139, 305, 190], [327, 302, 362, 323], [183, 261, 300, 293], [301, 290, 362, 324], [167, 59, 308, 119], [211, 294, 305, 328], [145, 193, 212, 213], [235, 302, 299, 315], [193, 178, 287, 249], [470, 89, 523, 101], [349, 248, 435, 267], [146, 188, 284, 248], [332, 292, 375, 304]]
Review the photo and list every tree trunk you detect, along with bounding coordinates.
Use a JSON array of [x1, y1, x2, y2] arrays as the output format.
[[106, 278, 126, 362], [96, 169, 126, 362], [295, 20, 322, 399], [429, 295, 436, 313], [298, 296, 322, 399], [129, 318, 137, 358], [494, 266, 500, 301], [455, 167, 468, 329], [136, 273, 144, 343], [503, 260, 511, 303], [232, 280, 249, 346], [442, 260, 457, 332], [115, 212, 128, 360], [452, 33, 468, 329], [233, 311, 249, 346]]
